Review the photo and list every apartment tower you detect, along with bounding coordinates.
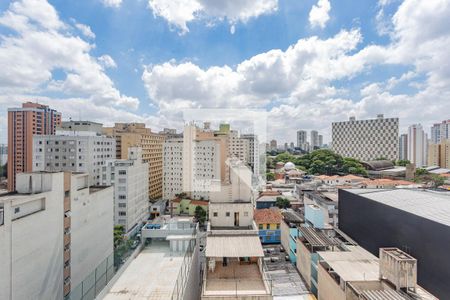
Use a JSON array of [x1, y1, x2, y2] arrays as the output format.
[[7, 102, 61, 191], [332, 115, 399, 161], [407, 124, 428, 167], [103, 123, 165, 200]]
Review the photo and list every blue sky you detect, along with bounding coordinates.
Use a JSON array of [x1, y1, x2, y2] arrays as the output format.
[[0, 0, 449, 144]]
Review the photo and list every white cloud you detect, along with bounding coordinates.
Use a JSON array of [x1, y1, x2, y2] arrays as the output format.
[[102, 0, 122, 8], [75, 23, 95, 39], [98, 55, 117, 68], [0, 0, 138, 109], [147, 0, 278, 34], [309, 0, 331, 29], [143, 0, 450, 143]]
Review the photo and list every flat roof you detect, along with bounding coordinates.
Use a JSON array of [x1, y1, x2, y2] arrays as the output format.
[[298, 227, 342, 248], [102, 241, 184, 300], [343, 189, 450, 226], [318, 246, 379, 282], [206, 235, 264, 257]]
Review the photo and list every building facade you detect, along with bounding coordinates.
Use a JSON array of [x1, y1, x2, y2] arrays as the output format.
[[332, 115, 399, 161], [33, 131, 116, 186], [297, 130, 307, 149], [101, 147, 149, 234], [339, 188, 450, 299], [7, 102, 61, 191], [254, 208, 282, 244], [399, 133, 408, 161], [428, 139, 450, 168], [407, 124, 428, 167], [103, 123, 165, 200], [310, 130, 319, 149], [228, 130, 250, 164], [0, 172, 113, 299], [430, 119, 450, 144]]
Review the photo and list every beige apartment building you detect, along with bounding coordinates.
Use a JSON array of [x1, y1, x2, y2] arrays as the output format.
[[103, 123, 165, 200], [428, 139, 450, 168]]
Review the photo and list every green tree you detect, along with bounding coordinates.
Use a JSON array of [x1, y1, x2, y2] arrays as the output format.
[[194, 206, 207, 225], [114, 225, 125, 248], [275, 197, 291, 209], [266, 172, 275, 181], [396, 160, 411, 166], [416, 168, 428, 176], [415, 173, 445, 188], [275, 152, 295, 163]]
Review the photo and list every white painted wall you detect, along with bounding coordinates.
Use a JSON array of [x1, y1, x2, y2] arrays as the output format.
[[209, 202, 253, 227], [70, 175, 114, 289], [0, 173, 64, 300]]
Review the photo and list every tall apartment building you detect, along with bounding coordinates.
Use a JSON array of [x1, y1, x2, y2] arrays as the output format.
[[428, 140, 450, 168], [318, 135, 323, 148], [310, 130, 319, 149], [0, 172, 113, 299], [399, 133, 408, 160], [103, 123, 165, 200], [297, 130, 309, 151], [7, 102, 61, 191], [101, 147, 149, 234], [332, 115, 399, 161], [0, 144, 7, 165], [228, 130, 250, 164], [32, 130, 116, 186], [241, 133, 260, 176], [407, 124, 428, 167], [269, 139, 277, 151], [163, 138, 183, 201], [430, 120, 450, 144]]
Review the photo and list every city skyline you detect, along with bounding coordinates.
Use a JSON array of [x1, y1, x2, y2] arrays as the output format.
[[1, 0, 450, 144]]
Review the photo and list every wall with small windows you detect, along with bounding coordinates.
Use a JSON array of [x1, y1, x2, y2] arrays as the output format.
[[209, 202, 253, 228]]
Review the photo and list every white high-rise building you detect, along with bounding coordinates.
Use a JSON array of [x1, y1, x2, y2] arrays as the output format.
[[310, 130, 319, 149], [332, 115, 399, 161], [431, 120, 450, 144], [101, 147, 149, 234], [33, 131, 116, 185], [297, 130, 307, 149], [163, 124, 221, 201], [318, 135, 323, 148], [163, 138, 184, 201], [0, 172, 113, 299], [399, 134, 408, 161], [408, 124, 428, 167]]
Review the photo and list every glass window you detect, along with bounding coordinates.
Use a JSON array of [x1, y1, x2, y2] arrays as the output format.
[[213, 212, 218, 217], [225, 212, 230, 217], [258, 224, 263, 230]]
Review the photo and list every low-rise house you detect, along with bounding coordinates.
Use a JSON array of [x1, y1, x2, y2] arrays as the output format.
[[360, 178, 419, 189], [149, 199, 167, 219], [303, 191, 339, 228], [315, 175, 366, 186], [254, 208, 282, 244], [280, 209, 304, 263]]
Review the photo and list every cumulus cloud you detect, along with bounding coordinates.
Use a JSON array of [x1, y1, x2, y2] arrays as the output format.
[[143, 0, 450, 143], [309, 0, 331, 29], [0, 0, 138, 109], [98, 55, 117, 68], [101, 0, 122, 8], [75, 23, 95, 39], [147, 0, 278, 34]]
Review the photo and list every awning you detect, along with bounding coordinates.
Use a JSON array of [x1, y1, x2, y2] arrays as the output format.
[[205, 235, 264, 257]]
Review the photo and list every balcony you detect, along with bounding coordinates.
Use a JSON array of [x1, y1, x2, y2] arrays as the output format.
[[64, 265, 71, 279], [64, 233, 71, 246], [202, 258, 271, 299], [64, 216, 71, 230], [64, 282, 71, 296], [64, 196, 71, 212], [64, 249, 70, 263]]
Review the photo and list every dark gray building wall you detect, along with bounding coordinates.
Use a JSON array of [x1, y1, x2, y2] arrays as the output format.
[[338, 189, 450, 300]]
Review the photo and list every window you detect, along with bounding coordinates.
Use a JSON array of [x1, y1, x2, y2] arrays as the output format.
[[244, 212, 248, 217], [225, 212, 230, 217], [118, 203, 126, 208], [119, 170, 127, 175], [14, 207, 20, 214], [213, 212, 218, 217], [118, 212, 126, 216], [266, 224, 270, 229], [276, 224, 280, 230], [259, 224, 263, 230], [118, 195, 126, 199]]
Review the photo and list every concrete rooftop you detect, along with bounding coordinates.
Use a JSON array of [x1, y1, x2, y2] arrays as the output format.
[[102, 240, 184, 300]]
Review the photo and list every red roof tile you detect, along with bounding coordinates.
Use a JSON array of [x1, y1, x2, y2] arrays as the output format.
[[254, 208, 282, 224]]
